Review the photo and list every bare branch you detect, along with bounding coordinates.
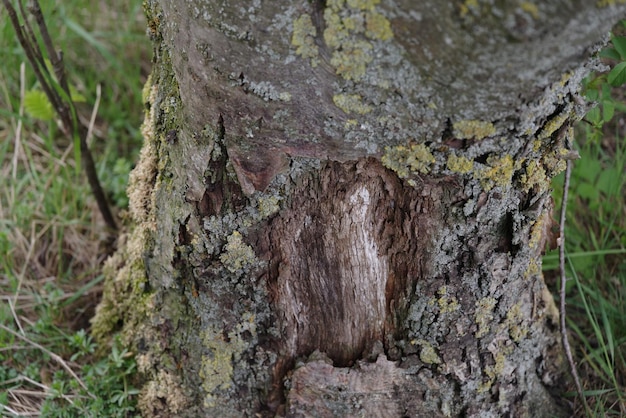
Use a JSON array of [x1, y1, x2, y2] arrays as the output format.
[[28, 0, 71, 95]]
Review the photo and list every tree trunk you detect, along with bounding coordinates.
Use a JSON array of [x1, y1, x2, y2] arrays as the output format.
[[93, 1, 625, 416]]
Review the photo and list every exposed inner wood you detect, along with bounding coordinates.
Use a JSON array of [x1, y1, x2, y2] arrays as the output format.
[[258, 159, 456, 381]]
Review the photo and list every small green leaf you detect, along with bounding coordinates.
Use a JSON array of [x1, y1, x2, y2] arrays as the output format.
[[601, 81, 611, 98], [585, 87, 599, 101], [600, 47, 621, 61], [585, 106, 601, 125], [611, 36, 626, 60], [602, 100, 615, 123], [24, 90, 55, 121], [607, 61, 626, 87]]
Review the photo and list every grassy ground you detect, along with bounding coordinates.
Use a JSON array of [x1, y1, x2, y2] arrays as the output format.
[[0, 0, 148, 415], [0, 2, 624, 417]]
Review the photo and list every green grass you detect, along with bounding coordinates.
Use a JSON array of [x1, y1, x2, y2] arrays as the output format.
[[0, 1, 624, 417], [545, 138, 626, 416], [0, 0, 148, 415], [543, 26, 626, 415]]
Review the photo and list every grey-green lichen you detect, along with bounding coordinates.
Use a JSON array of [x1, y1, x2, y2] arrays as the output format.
[[474, 297, 497, 338], [381, 144, 435, 181], [91, 230, 153, 343], [291, 14, 319, 67], [333, 93, 372, 114], [452, 119, 496, 140], [219, 231, 257, 273], [91, 80, 158, 343]]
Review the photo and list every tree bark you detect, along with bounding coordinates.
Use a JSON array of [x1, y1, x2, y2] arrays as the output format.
[[93, 1, 625, 416]]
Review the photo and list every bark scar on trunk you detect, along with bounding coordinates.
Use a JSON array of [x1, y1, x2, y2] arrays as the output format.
[[257, 158, 456, 406]]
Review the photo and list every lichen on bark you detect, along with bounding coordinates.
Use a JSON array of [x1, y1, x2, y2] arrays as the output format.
[[96, 0, 626, 416]]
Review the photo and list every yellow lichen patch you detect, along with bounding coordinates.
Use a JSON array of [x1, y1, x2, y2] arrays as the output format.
[[505, 303, 528, 342], [475, 297, 497, 338], [412, 339, 442, 364], [520, 2, 539, 19], [597, 0, 626, 6], [520, 159, 549, 192], [291, 14, 319, 67], [541, 150, 567, 177], [459, 0, 479, 17], [382, 144, 435, 179], [322, 0, 393, 81], [479, 342, 515, 393], [484, 352, 507, 386], [333, 93, 372, 114], [330, 41, 373, 81], [199, 314, 257, 408], [220, 231, 257, 273], [528, 216, 546, 251], [447, 154, 474, 174], [476, 155, 516, 191], [435, 285, 460, 314], [452, 119, 496, 140], [525, 258, 541, 279], [344, 119, 359, 129], [139, 370, 189, 414], [538, 110, 569, 140], [257, 195, 281, 218], [278, 92, 292, 102], [199, 326, 245, 407], [347, 0, 380, 10], [365, 11, 393, 40]]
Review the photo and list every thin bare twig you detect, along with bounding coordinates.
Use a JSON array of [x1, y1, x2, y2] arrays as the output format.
[[559, 158, 589, 414], [2, 0, 64, 117]]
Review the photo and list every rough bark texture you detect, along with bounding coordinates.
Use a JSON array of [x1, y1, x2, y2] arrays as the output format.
[[92, 1, 626, 417]]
